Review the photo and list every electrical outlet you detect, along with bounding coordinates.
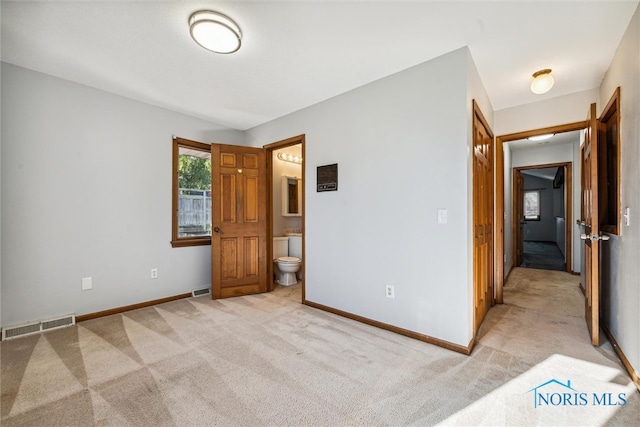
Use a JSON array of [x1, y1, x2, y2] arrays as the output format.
[[385, 284, 395, 299], [151, 268, 158, 279], [437, 209, 447, 224]]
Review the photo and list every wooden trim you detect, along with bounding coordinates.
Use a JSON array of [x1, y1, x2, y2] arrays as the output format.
[[304, 299, 473, 355], [516, 161, 575, 171], [600, 87, 620, 122], [565, 164, 573, 273], [496, 121, 586, 303], [602, 324, 640, 392], [263, 134, 306, 301], [473, 100, 494, 140], [511, 169, 520, 285], [598, 87, 621, 235], [266, 146, 274, 292], [263, 134, 306, 150], [171, 238, 211, 248], [493, 137, 504, 304], [498, 121, 587, 143], [76, 292, 192, 322], [471, 100, 495, 336], [495, 118, 505, 305], [171, 137, 212, 248]]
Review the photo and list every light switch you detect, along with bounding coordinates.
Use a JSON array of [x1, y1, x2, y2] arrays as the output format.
[[81, 277, 92, 291], [623, 207, 630, 226], [438, 209, 448, 224]]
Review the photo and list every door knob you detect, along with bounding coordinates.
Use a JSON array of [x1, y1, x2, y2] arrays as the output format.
[[213, 227, 221, 233], [581, 233, 610, 242]]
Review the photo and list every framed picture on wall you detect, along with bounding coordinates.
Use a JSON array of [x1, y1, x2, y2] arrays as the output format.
[[317, 163, 338, 192]]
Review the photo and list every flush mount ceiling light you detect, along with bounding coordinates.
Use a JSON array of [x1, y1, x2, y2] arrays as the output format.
[[189, 10, 242, 54], [527, 133, 555, 142], [530, 69, 554, 94]]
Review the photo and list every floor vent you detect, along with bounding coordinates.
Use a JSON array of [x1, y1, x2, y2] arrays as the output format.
[[2, 314, 76, 341], [192, 288, 211, 297]]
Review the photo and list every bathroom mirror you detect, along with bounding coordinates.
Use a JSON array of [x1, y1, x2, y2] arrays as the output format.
[[282, 176, 302, 216]]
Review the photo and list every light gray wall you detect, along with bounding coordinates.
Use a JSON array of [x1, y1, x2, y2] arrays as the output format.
[[598, 3, 640, 377], [494, 89, 598, 136], [246, 47, 492, 347], [521, 174, 555, 242], [1, 63, 244, 327], [272, 146, 303, 237]]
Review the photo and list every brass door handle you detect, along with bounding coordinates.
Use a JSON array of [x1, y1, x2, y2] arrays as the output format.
[[213, 227, 221, 233]]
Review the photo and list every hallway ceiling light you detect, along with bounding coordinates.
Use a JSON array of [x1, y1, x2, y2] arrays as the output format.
[[189, 10, 242, 54], [530, 69, 554, 94], [527, 133, 555, 142], [277, 152, 302, 164]]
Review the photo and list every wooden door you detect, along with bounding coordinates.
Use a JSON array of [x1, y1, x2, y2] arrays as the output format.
[[211, 144, 267, 299], [472, 101, 494, 332], [514, 170, 525, 267], [581, 103, 601, 346]]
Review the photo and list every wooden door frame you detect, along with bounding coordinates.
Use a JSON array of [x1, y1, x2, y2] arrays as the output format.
[[513, 169, 525, 268], [263, 134, 306, 301], [512, 162, 573, 274], [495, 121, 586, 303], [472, 100, 495, 335]]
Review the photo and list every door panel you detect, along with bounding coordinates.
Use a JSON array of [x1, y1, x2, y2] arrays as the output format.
[[212, 144, 267, 299], [221, 174, 237, 223], [244, 175, 259, 222], [244, 237, 259, 277], [582, 103, 601, 346], [473, 101, 494, 333]]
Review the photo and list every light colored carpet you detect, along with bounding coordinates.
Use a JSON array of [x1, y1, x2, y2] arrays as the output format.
[[1, 270, 638, 426]]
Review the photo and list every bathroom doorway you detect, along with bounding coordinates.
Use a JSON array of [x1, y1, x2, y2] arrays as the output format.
[[264, 135, 305, 302]]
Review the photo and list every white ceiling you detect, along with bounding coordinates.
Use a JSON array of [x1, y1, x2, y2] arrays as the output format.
[[2, 1, 638, 131], [521, 167, 559, 181]]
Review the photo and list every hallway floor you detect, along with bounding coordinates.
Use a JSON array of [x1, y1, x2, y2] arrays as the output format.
[[471, 267, 638, 425], [521, 240, 566, 271]]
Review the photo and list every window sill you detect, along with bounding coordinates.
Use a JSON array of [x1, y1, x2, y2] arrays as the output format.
[[171, 237, 211, 248]]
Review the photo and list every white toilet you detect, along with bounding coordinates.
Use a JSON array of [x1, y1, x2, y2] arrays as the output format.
[[273, 236, 301, 286]]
